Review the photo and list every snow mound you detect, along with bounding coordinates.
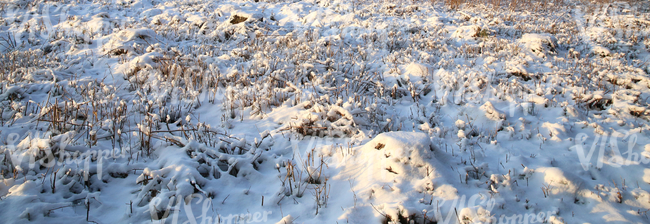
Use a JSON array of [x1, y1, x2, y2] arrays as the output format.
[[592, 45, 611, 57], [344, 132, 456, 222], [276, 215, 293, 224], [518, 33, 557, 56], [104, 29, 160, 54], [539, 167, 580, 196], [541, 122, 566, 142], [229, 11, 263, 24], [142, 8, 163, 17], [361, 131, 433, 161], [459, 206, 493, 224], [283, 99, 367, 138], [452, 25, 482, 39], [405, 63, 429, 77], [186, 14, 207, 27], [480, 101, 506, 121]]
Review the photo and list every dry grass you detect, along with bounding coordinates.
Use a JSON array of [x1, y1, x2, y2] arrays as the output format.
[[0, 0, 648, 221], [430, 0, 644, 11]]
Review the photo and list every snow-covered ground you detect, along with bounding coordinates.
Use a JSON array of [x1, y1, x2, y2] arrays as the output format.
[[1, 0, 650, 223]]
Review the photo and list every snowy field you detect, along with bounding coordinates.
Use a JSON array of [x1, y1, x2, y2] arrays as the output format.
[[1, 0, 650, 223]]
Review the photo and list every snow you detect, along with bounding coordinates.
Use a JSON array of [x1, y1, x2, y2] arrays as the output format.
[[1, 0, 650, 223], [276, 215, 294, 224], [518, 33, 558, 56], [592, 45, 612, 57], [452, 25, 482, 39]]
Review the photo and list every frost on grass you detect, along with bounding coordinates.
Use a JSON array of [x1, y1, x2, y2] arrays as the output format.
[[1, 0, 650, 223]]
